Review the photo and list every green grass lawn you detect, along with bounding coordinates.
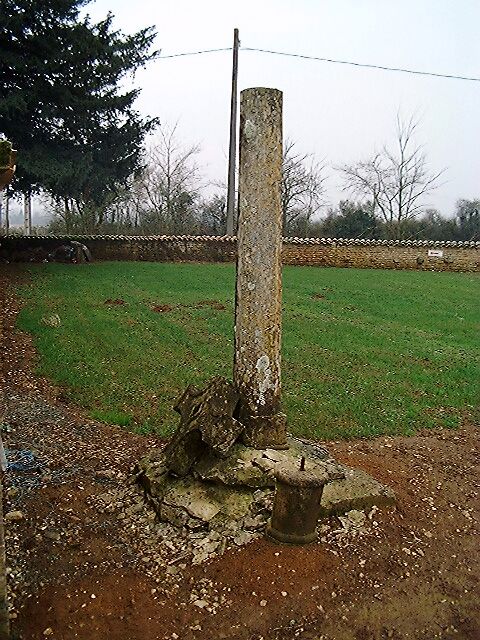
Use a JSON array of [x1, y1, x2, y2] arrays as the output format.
[[15, 262, 480, 440]]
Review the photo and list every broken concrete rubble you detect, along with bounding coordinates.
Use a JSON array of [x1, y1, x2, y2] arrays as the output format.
[[136, 403, 395, 538], [320, 466, 396, 516], [163, 377, 241, 476]]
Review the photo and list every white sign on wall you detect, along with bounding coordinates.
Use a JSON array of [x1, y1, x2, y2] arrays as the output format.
[[428, 249, 444, 258]]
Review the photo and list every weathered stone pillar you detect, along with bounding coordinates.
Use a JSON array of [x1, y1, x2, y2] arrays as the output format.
[[234, 87, 287, 450]]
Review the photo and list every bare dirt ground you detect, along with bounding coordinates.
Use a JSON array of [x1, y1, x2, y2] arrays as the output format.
[[0, 265, 478, 640]]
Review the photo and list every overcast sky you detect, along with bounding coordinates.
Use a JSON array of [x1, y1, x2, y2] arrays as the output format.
[[12, 0, 480, 226]]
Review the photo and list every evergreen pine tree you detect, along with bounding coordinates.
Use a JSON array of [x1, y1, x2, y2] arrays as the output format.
[[0, 0, 158, 229]]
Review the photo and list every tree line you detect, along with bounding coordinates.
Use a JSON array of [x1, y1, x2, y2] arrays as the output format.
[[46, 122, 480, 242], [1, 0, 478, 241]]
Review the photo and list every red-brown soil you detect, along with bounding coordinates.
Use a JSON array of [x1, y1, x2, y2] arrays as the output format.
[[0, 265, 478, 640], [104, 299, 127, 306], [150, 300, 227, 313], [195, 300, 227, 311]]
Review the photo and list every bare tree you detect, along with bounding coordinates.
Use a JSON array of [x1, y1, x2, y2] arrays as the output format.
[[282, 139, 326, 235], [141, 123, 202, 233], [197, 193, 227, 235], [340, 116, 444, 237], [44, 124, 203, 234]]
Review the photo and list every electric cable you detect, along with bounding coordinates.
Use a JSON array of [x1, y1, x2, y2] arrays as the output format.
[[152, 45, 480, 83]]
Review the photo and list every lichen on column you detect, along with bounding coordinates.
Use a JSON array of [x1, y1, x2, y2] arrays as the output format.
[[234, 87, 287, 449]]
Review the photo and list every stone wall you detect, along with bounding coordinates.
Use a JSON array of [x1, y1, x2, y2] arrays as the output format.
[[0, 234, 479, 272], [281, 238, 480, 272]]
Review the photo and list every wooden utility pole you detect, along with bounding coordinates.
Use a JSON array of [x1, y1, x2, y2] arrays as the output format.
[[23, 193, 32, 235], [4, 193, 9, 236], [226, 28, 240, 236]]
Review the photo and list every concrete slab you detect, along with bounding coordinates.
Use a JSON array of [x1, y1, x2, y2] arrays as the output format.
[[320, 467, 396, 516]]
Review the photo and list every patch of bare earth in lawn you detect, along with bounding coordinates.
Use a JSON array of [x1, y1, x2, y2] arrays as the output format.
[[0, 265, 478, 640]]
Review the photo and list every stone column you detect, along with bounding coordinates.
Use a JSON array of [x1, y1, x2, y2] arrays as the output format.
[[234, 87, 287, 450]]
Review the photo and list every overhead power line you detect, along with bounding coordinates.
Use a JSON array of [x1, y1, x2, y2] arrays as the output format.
[[153, 44, 480, 83], [242, 47, 480, 82], [152, 47, 232, 59]]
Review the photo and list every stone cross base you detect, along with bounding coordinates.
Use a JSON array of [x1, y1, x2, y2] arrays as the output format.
[[136, 377, 395, 542], [137, 437, 395, 536]]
